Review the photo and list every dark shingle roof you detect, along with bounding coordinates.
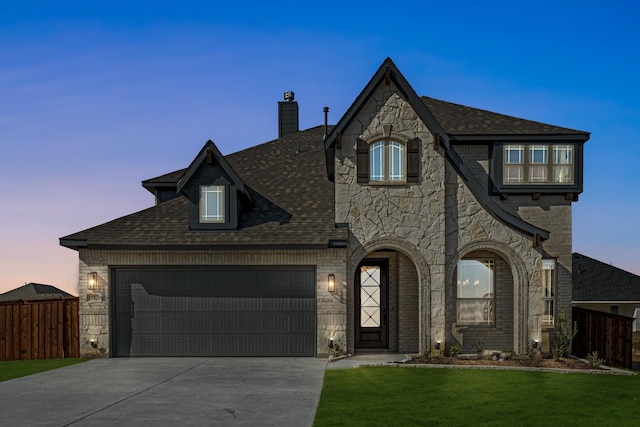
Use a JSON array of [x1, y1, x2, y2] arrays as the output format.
[[423, 97, 588, 137], [0, 283, 74, 301], [61, 126, 346, 248], [573, 253, 640, 302]]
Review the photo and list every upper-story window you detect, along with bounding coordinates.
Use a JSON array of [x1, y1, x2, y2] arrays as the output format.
[[370, 140, 406, 182], [357, 137, 420, 184], [200, 185, 225, 223], [503, 144, 574, 185]]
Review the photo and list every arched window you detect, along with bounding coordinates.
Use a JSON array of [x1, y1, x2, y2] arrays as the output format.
[[369, 140, 405, 182], [357, 137, 420, 184]]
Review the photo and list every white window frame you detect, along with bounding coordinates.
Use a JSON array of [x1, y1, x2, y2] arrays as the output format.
[[541, 259, 556, 327], [503, 144, 574, 185], [456, 259, 495, 326], [199, 185, 225, 223], [369, 140, 406, 183]]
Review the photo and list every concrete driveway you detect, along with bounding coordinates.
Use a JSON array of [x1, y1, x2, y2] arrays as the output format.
[[0, 358, 327, 427]]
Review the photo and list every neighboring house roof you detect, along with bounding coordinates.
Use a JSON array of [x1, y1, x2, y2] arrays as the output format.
[[0, 283, 74, 301], [573, 253, 640, 302], [61, 126, 347, 249]]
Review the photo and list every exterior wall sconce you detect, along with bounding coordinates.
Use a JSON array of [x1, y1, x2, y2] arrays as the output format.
[[435, 341, 441, 350], [89, 338, 98, 348], [87, 272, 98, 290], [328, 274, 336, 292], [329, 339, 334, 350]]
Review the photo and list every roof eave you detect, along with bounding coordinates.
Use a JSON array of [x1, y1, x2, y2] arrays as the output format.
[[449, 133, 591, 142]]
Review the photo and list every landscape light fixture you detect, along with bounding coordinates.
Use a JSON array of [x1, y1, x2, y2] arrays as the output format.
[[328, 274, 336, 292], [435, 341, 441, 350], [87, 272, 98, 290]]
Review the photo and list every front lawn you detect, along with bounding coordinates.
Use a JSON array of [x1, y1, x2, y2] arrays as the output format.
[[0, 358, 85, 382], [314, 367, 640, 426]]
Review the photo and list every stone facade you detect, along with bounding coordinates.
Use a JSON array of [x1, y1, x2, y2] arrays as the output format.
[[334, 80, 573, 355], [67, 59, 584, 359]]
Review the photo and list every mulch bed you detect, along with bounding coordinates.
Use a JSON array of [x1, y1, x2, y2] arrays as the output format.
[[410, 355, 597, 370]]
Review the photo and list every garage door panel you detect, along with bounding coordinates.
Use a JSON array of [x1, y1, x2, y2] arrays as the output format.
[[114, 267, 316, 356]]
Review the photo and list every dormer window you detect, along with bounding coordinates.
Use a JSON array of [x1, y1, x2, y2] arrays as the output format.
[[200, 185, 225, 223], [177, 140, 253, 231], [370, 140, 405, 182]]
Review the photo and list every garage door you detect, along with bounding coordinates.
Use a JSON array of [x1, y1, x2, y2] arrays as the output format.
[[112, 267, 316, 357]]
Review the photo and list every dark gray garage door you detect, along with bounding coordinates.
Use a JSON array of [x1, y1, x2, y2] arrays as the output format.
[[112, 267, 316, 357]]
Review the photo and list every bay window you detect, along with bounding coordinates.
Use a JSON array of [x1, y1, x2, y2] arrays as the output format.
[[503, 143, 574, 185]]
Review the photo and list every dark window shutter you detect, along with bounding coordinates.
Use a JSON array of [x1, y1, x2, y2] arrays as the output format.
[[407, 138, 420, 183], [357, 138, 369, 183]]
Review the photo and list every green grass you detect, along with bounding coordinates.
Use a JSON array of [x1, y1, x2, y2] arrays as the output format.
[[0, 358, 86, 382], [314, 367, 640, 426]]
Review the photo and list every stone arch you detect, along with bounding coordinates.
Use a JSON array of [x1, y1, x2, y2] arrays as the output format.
[[346, 236, 431, 354], [446, 239, 530, 354]]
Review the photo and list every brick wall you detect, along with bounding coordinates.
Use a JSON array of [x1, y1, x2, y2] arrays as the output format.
[[78, 248, 346, 357]]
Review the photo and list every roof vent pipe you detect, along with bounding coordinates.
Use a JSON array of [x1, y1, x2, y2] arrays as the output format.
[[323, 106, 329, 141]]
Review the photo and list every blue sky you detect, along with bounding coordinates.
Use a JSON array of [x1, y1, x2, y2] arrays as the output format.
[[1, 1, 639, 294]]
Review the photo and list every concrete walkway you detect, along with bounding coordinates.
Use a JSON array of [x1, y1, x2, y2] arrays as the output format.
[[0, 358, 327, 427]]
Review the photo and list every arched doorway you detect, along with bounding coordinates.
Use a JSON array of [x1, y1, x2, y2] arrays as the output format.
[[348, 240, 430, 354]]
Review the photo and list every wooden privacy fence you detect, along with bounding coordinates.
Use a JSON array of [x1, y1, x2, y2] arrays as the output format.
[[572, 306, 633, 369], [0, 298, 79, 361]]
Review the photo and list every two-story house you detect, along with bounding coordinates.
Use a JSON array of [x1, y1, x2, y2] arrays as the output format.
[[60, 58, 589, 357]]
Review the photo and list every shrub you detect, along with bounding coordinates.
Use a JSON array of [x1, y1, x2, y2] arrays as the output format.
[[474, 342, 485, 359], [551, 309, 578, 361], [586, 351, 605, 368], [449, 343, 463, 358]]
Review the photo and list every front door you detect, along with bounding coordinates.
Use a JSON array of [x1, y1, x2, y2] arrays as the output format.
[[355, 260, 389, 349]]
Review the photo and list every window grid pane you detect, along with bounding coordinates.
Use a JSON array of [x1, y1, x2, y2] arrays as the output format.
[[360, 266, 381, 327], [370, 142, 385, 181], [505, 165, 524, 183], [529, 165, 548, 183], [529, 145, 548, 164], [388, 141, 405, 181], [553, 145, 573, 164], [200, 185, 224, 223], [505, 145, 524, 164]]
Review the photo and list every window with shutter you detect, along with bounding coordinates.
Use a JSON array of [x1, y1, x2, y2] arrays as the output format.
[[357, 138, 419, 184]]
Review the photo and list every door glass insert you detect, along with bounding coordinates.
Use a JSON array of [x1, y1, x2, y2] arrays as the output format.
[[360, 265, 381, 327]]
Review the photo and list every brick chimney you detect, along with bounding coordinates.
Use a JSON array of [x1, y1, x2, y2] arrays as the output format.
[[278, 91, 299, 138]]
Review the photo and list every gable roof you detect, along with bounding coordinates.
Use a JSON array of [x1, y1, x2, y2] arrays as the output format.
[[325, 57, 555, 241], [325, 57, 449, 151], [573, 253, 640, 302], [60, 126, 346, 249], [0, 283, 74, 301], [176, 140, 252, 204]]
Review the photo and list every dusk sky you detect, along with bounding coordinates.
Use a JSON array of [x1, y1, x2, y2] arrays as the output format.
[[1, 1, 639, 295]]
